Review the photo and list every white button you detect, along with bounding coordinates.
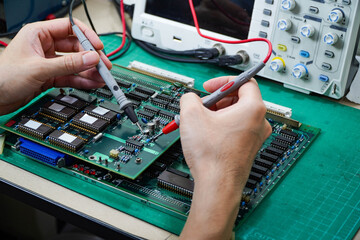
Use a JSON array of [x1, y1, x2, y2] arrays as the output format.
[[329, 9, 344, 23], [292, 64, 308, 79], [323, 33, 339, 45], [270, 58, 285, 72], [142, 27, 154, 37], [281, 0, 296, 11], [277, 19, 292, 31], [300, 25, 315, 38]]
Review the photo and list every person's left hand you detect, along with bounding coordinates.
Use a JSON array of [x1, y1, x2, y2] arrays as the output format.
[[0, 18, 111, 115]]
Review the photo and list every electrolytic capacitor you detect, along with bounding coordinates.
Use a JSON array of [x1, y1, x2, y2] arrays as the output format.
[[147, 122, 156, 134]]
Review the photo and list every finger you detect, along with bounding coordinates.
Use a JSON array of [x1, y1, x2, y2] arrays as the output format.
[[180, 93, 206, 121], [53, 75, 105, 89], [213, 96, 238, 110], [54, 36, 82, 53], [42, 51, 100, 78], [99, 50, 112, 70], [31, 18, 104, 50], [203, 75, 238, 97], [78, 68, 105, 83], [236, 78, 262, 102]]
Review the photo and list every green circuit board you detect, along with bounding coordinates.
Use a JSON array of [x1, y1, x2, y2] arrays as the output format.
[[0, 66, 206, 179], [0, 65, 320, 235]]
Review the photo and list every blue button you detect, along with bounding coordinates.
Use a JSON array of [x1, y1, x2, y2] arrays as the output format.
[[299, 50, 310, 58], [319, 75, 329, 82]]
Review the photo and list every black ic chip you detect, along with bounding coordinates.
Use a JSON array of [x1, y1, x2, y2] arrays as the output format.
[[71, 112, 109, 133], [135, 86, 155, 96], [96, 88, 113, 99], [260, 152, 278, 163], [48, 130, 85, 152], [167, 104, 180, 113], [124, 146, 135, 154], [144, 105, 160, 115], [116, 80, 132, 89], [156, 94, 174, 102], [126, 139, 144, 149], [18, 118, 53, 139], [151, 98, 168, 109], [41, 101, 76, 121], [157, 170, 194, 197], [137, 110, 154, 120], [84, 105, 117, 123], [159, 110, 175, 120], [54, 94, 87, 110]]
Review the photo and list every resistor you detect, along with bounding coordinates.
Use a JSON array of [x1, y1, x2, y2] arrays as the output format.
[[93, 133, 103, 142]]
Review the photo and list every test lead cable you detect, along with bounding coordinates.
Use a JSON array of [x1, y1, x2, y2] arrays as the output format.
[[153, 0, 273, 138], [69, 0, 142, 132]]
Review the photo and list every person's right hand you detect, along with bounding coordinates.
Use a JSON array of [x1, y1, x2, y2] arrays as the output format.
[[179, 77, 271, 240]]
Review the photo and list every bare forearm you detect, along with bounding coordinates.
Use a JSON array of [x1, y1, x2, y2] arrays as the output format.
[[180, 173, 245, 240]]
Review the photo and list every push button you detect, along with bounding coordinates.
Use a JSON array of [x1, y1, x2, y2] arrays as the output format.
[[265, 0, 274, 4], [263, 9, 272, 16], [325, 50, 335, 58], [277, 44, 287, 52], [322, 63, 332, 71], [309, 6, 319, 14], [261, 20, 270, 27], [291, 36, 301, 43], [259, 31, 268, 38], [319, 75, 329, 82], [299, 50, 310, 58]]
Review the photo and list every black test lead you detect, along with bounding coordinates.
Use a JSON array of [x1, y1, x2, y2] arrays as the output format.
[[69, 0, 143, 133]]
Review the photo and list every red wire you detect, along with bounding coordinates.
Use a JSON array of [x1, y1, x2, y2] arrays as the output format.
[[106, 0, 126, 57], [0, 40, 8, 47], [188, 0, 273, 63]]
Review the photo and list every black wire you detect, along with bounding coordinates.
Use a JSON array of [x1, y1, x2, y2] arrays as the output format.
[[81, 0, 97, 33], [134, 39, 216, 64], [0, 31, 17, 38], [69, 0, 97, 34], [106, 33, 133, 61]]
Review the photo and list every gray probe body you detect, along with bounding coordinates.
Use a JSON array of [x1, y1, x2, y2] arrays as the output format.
[[72, 25, 138, 123], [173, 62, 265, 127]]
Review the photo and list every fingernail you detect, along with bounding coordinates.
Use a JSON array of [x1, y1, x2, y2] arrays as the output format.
[[82, 51, 99, 66]]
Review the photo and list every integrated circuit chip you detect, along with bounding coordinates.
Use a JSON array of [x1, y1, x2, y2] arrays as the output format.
[[84, 105, 117, 123], [157, 170, 194, 197], [70, 91, 97, 105], [71, 112, 108, 134], [151, 98, 168, 109], [159, 110, 175, 120], [18, 118, 53, 139], [99, 101, 123, 114], [48, 130, 85, 152], [126, 139, 144, 149], [135, 86, 155, 96], [41, 101, 76, 121], [144, 105, 160, 115], [125, 92, 149, 102], [137, 110, 154, 120], [54, 94, 87, 110], [96, 88, 113, 99]]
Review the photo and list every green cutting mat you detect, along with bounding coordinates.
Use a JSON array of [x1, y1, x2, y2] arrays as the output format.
[[102, 35, 360, 239]]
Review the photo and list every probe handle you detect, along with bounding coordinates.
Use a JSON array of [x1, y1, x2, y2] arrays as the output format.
[[72, 25, 133, 110], [202, 62, 265, 107], [161, 62, 266, 135]]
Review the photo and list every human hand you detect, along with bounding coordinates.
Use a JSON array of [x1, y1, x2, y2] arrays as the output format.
[[0, 18, 111, 115], [179, 77, 271, 239]]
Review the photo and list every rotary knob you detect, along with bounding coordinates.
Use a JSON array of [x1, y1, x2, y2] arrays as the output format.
[[329, 9, 344, 23], [281, 0, 296, 11], [292, 64, 308, 79], [270, 58, 286, 72], [323, 33, 339, 45], [300, 25, 315, 38], [277, 19, 292, 31]]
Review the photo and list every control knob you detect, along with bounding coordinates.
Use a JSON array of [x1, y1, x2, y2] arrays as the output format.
[[292, 64, 308, 79]]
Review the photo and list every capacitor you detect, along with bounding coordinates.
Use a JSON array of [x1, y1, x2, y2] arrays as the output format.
[[141, 118, 148, 124], [143, 129, 150, 136], [154, 118, 160, 129], [93, 133, 103, 142], [147, 122, 156, 134]]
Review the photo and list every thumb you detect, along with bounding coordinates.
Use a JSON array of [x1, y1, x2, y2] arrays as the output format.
[[43, 51, 100, 78], [180, 93, 205, 121]]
